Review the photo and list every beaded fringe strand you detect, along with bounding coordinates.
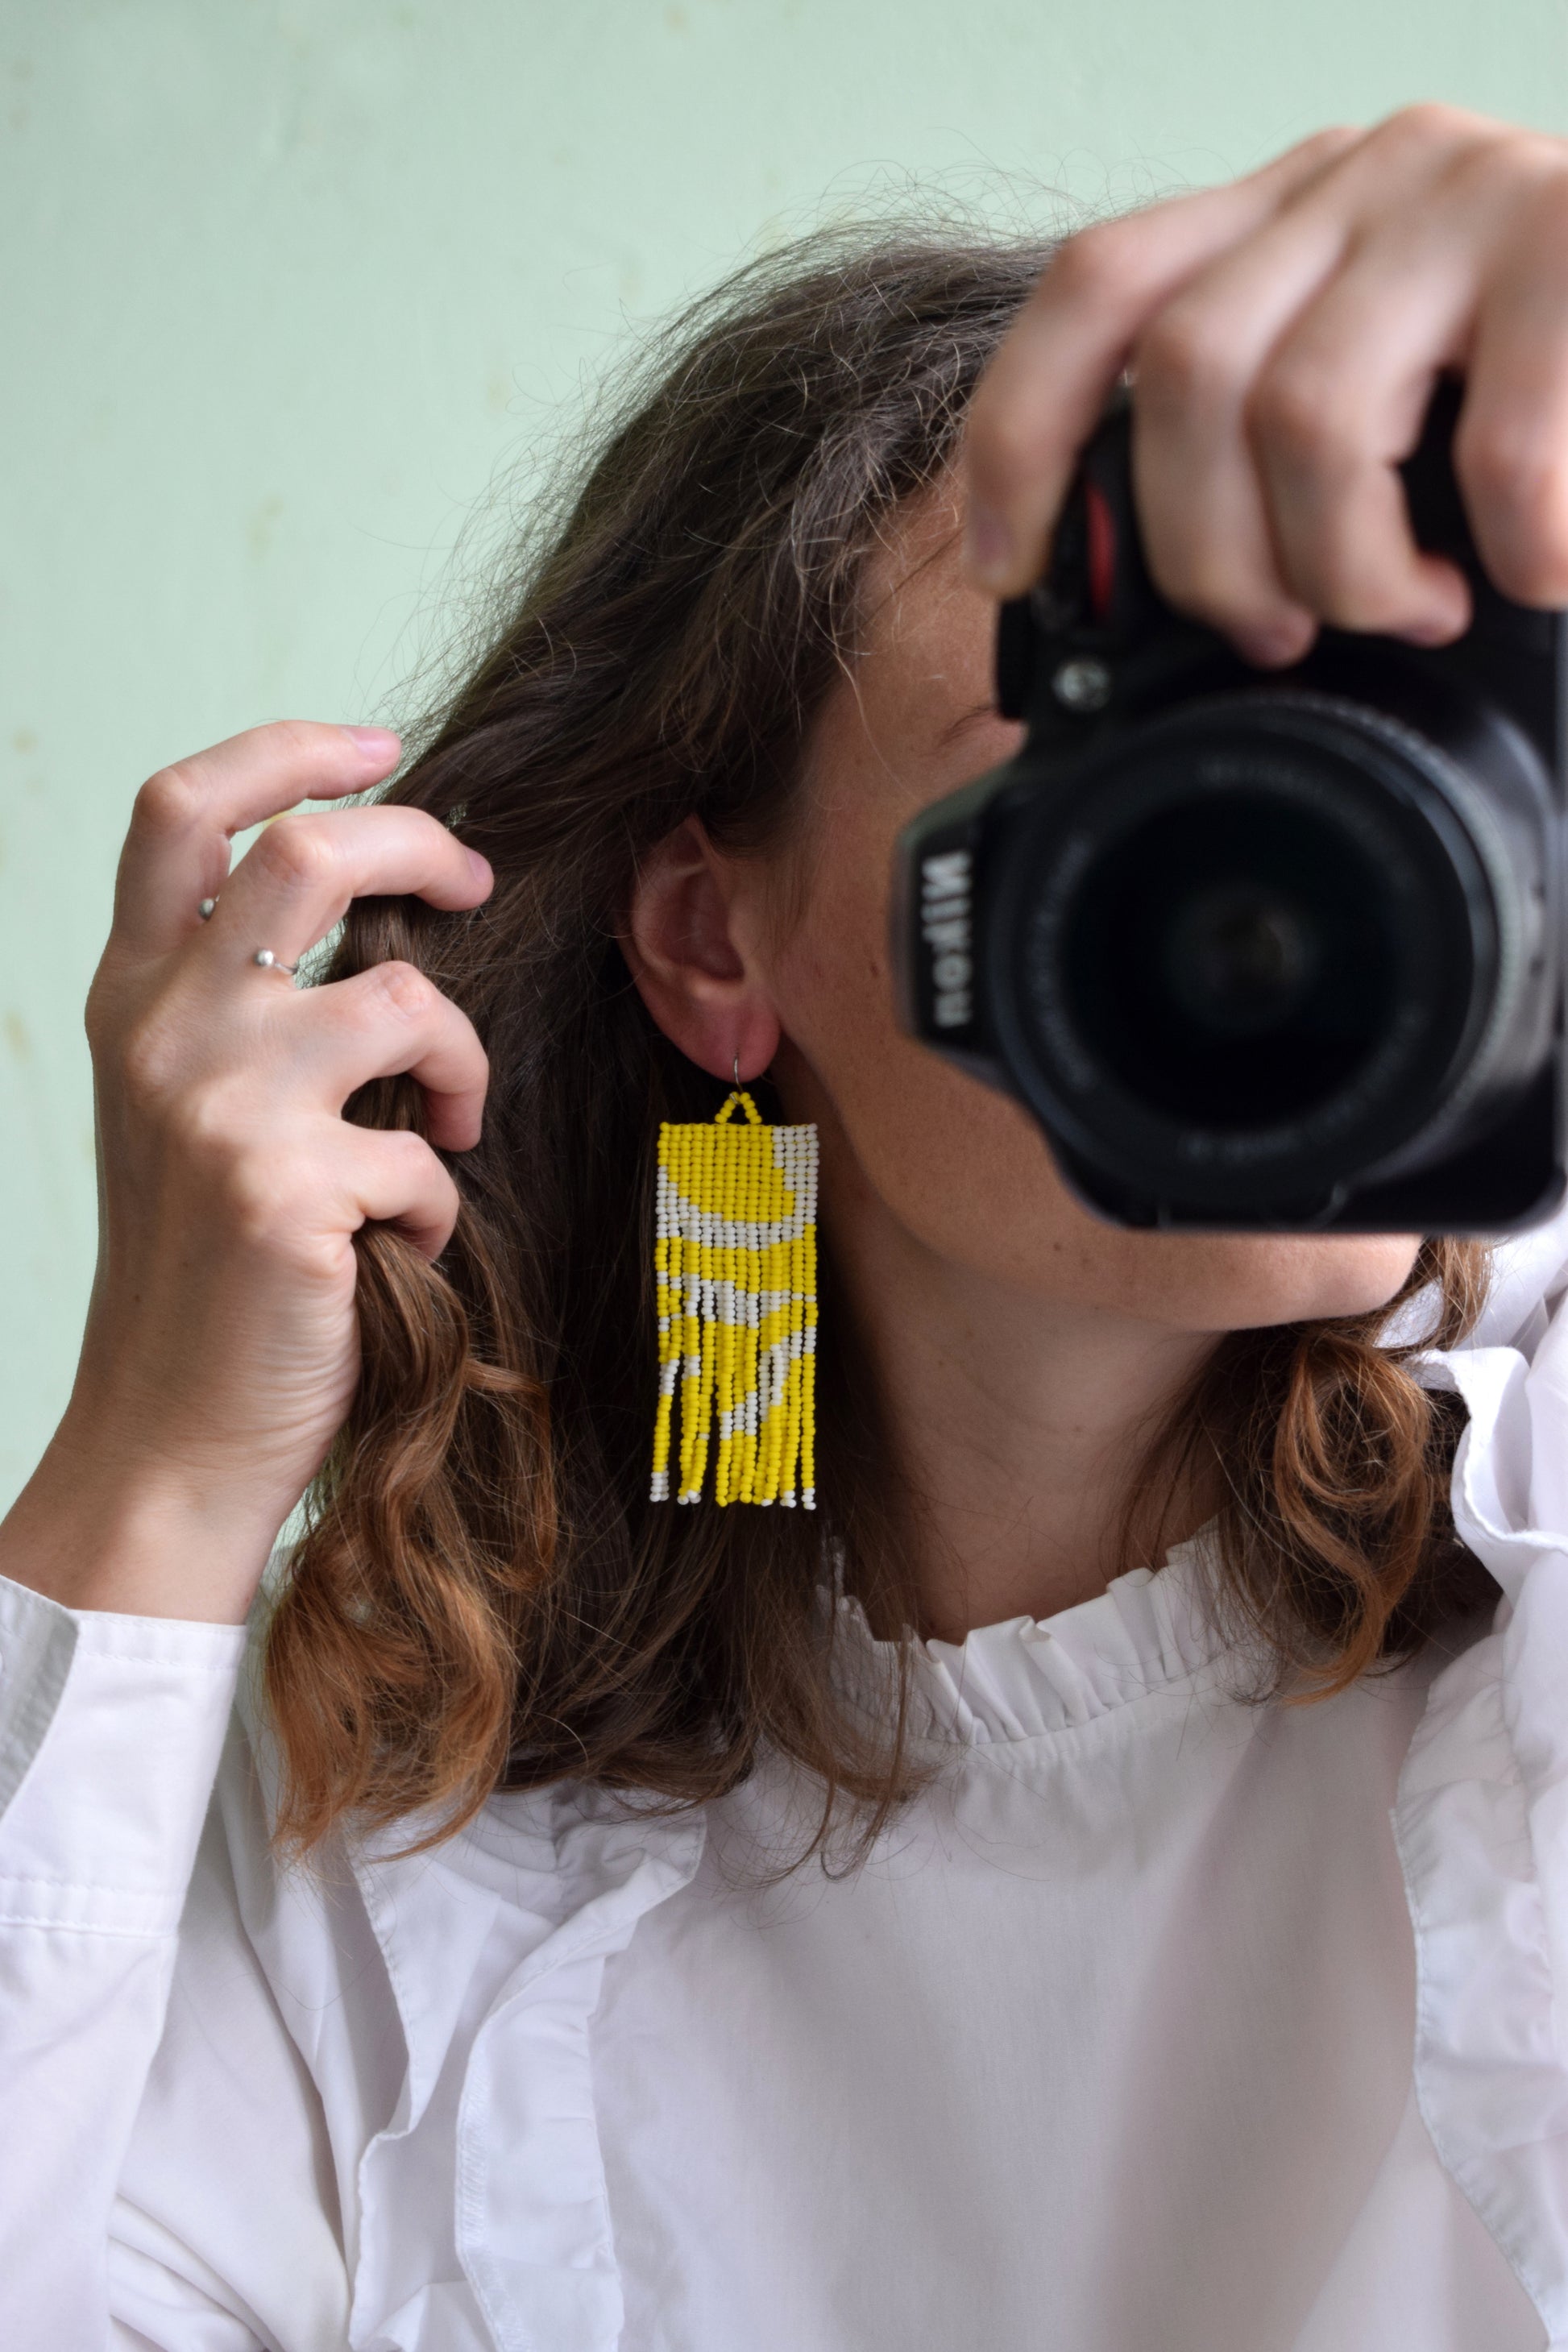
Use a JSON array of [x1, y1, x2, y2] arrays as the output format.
[[650, 1089, 818, 1509]]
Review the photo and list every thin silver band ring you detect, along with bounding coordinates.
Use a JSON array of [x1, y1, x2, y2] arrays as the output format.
[[197, 897, 296, 977]]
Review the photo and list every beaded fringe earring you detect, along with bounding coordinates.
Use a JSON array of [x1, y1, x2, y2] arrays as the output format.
[[649, 1083, 819, 1509]]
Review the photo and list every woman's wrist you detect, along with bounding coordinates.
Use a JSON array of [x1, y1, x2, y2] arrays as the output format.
[[0, 1425, 290, 1624]]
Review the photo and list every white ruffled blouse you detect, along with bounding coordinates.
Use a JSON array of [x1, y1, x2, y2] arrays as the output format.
[[6, 1208, 1568, 2350]]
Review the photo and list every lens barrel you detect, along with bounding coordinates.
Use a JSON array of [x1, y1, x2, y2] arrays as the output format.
[[983, 690, 1552, 1220]]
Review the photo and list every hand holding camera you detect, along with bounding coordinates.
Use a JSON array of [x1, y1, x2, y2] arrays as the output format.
[[913, 109, 1568, 1230]]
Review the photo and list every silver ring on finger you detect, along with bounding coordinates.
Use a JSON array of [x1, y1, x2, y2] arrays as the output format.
[[252, 948, 300, 978]]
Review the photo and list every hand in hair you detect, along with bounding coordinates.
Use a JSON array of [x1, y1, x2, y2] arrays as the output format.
[[0, 722, 492, 1623], [964, 106, 1568, 664]]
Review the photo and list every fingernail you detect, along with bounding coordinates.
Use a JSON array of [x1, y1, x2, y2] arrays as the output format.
[[342, 724, 402, 757], [965, 505, 1015, 587], [466, 848, 493, 888], [1234, 619, 1314, 669], [1401, 611, 1465, 649]]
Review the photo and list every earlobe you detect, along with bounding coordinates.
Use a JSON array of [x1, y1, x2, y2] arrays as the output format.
[[622, 816, 782, 1083]]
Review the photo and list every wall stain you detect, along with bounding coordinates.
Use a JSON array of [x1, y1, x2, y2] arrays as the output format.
[[3, 1011, 29, 1062]]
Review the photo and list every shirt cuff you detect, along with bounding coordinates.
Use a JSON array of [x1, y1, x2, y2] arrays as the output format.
[[0, 1573, 248, 1935]]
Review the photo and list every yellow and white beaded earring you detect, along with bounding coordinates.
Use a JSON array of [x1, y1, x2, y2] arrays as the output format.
[[649, 1072, 818, 1510]]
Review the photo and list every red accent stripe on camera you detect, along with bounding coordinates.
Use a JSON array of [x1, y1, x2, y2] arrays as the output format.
[[1085, 479, 1116, 623]]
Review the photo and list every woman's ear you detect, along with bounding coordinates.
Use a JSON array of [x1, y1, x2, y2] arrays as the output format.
[[622, 815, 782, 1083]]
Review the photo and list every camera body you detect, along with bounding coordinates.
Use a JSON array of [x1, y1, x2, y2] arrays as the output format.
[[894, 384, 1568, 1231]]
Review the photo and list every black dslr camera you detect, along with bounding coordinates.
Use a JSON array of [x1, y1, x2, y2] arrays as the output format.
[[893, 383, 1567, 1231]]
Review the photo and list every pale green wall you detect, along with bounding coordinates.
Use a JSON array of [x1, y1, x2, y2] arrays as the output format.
[[2, 0, 1563, 1504]]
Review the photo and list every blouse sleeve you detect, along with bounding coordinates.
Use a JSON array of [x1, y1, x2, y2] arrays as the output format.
[[0, 1571, 350, 2350]]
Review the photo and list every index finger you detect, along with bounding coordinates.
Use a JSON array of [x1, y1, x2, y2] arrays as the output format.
[[1454, 168, 1568, 608], [962, 128, 1363, 598], [111, 720, 403, 960]]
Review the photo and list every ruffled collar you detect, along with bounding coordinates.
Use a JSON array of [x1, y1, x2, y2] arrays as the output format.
[[831, 1535, 1244, 1747]]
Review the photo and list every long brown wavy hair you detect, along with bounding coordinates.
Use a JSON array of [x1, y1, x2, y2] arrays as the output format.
[[263, 226, 1495, 1861]]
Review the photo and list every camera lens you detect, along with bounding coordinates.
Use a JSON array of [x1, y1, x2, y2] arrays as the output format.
[[1164, 886, 1316, 1037], [1064, 790, 1392, 1129], [985, 689, 1543, 1215]]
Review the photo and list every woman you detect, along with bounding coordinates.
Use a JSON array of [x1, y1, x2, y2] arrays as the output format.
[[2, 106, 1567, 2352]]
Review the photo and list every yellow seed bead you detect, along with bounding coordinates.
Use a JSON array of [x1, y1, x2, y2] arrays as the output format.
[[736, 1120, 749, 1501], [698, 1120, 720, 1497], [741, 1127, 758, 1501], [778, 1132, 798, 1502], [753, 1131, 765, 1499], [801, 1201, 817, 1508], [675, 1124, 694, 1497], [712, 1122, 726, 1504], [719, 1115, 736, 1504], [726, 1119, 741, 1500], [782, 1131, 800, 1504], [683, 1123, 698, 1483], [765, 1139, 780, 1500]]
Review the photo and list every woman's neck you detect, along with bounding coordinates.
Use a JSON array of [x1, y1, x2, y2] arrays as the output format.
[[824, 1151, 1218, 1645]]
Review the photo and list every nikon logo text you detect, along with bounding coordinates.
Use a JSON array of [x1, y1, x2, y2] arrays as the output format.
[[921, 849, 973, 1029]]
